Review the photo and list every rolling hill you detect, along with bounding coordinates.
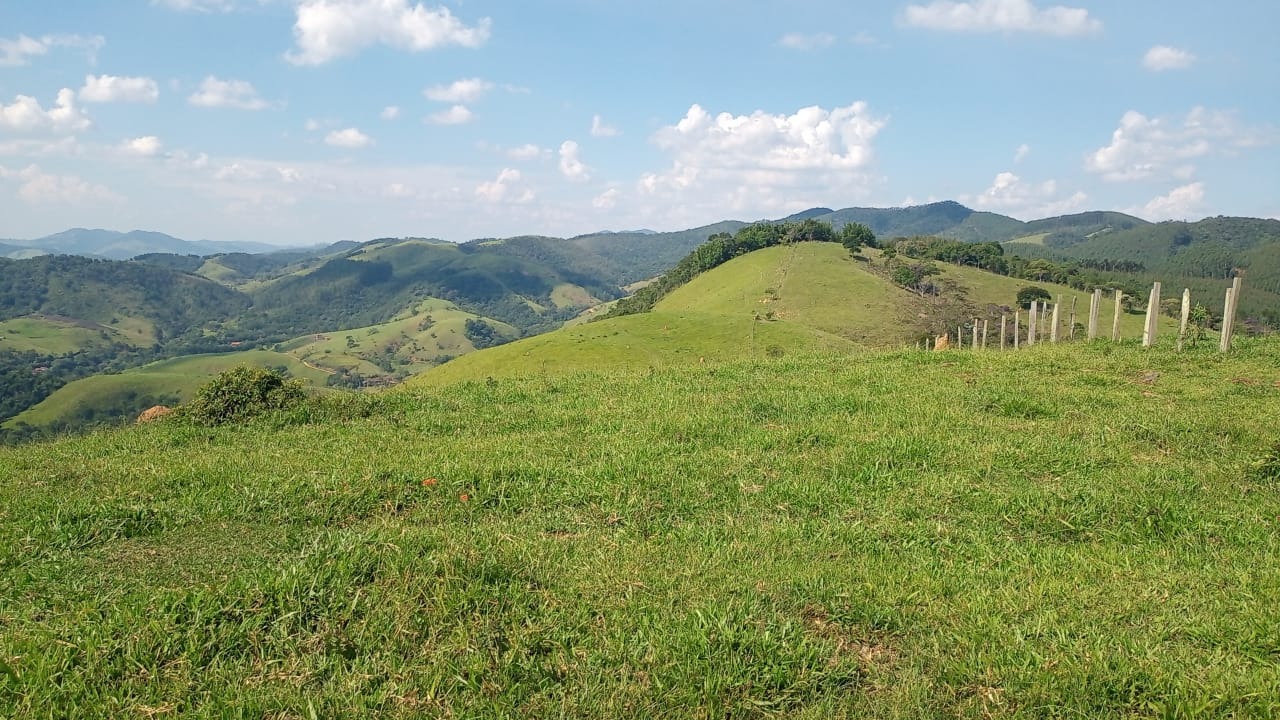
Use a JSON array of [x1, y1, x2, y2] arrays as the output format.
[[414, 242, 1178, 387], [8, 228, 283, 260]]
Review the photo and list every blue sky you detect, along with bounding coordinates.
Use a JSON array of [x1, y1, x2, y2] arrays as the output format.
[[1, 0, 1277, 246]]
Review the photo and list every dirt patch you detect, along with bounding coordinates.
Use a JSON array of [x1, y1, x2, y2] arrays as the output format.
[[801, 605, 899, 669]]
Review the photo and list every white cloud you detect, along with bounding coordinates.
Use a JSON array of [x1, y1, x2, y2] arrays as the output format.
[[426, 105, 473, 125], [590, 114, 619, 138], [558, 141, 591, 182], [424, 77, 493, 103], [0, 89, 91, 134], [963, 171, 1087, 218], [592, 187, 620, 210], [653, 102, 886, 172], [380, 105, 401, 120], [0, 34, 105, 67], [778, 32, 836, 50], [1130, 182, 1205, 221], [851, 31, 881, 46], [325, 127, 374, 148], [0, 163, 120, 204], [384, 182, 414, 198], [188, 76, 269, 110], [507, 143, 547, 160], [120, 136, 163, 157], [903, 0, 1101, 36], [286, 0, 491, 66], [1086, 107, 1272, 182], [475, 167, 532, 203], [634, 102, 888, 222], [79, 74, 160, 103], [304, 118, 322, 131], [1142, 45, 1195, 72], [1014, 143, 1030, 163]]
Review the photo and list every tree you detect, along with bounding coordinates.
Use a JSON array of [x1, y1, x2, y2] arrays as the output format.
[[1016, 286, 1052, 309], [839, 223, 876, 254]]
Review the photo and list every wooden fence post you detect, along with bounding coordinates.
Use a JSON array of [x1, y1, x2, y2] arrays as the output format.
[[1177, 288, 1191, 351], [1220, 276, 1243, 352], [1000, 313, 1007, 350], [1051, 301, 1061, 343], [1014, 311, 1020, 349], [1087, 289, 1101, 340], [982, 319, 989, 350], [972, 320, 979, 351], [1143, 282, 1161, 347], [1068, 297, 1077, 340], [1112, 290, 1123, 342], [1028, 301, 1038, 346]]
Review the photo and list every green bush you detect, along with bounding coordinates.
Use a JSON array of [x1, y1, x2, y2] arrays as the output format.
[[182, 366, 305, 426], [1016, 286, 1052, 309]]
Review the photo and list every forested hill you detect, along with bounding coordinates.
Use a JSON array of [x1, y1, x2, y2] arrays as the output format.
[[0, 255, 250, 346]]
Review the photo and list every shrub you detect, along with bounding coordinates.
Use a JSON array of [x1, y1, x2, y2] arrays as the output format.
[[183, 366, 305, 425], [1016, 286, 1052, 309]]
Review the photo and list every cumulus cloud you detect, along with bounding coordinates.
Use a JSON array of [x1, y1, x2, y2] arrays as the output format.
[[592, 187, 620, 210], [380, 105, 401, 120], [0, 34, 105, 67], [778, 32, 836, 50], [384, 182, 414, 198], [0, 89, 91, 134], [325, 127, 374, 148], [507, 143, 547, 160], [120, 136, 163, 157], [1142, 45, 1195, 71], [475, 167, 532, 203], [426, 105, 473, 125], [632, 102, 888, 222], [964, 171, 1087, 219], [424, 78, 493, 103], [653, 102, 886, 172], [558, 141, 591, 182], [1014, 143, 1030, 163], [0, 163, 120, 204], [1130, 182, 1205, 221], [1086, 107, 1272, 182], [903, 0, 1102, 36], [188, 76, 269, 110], [286, 0, 491, 65], [590, 114, 619, 138], [80, 74, 160, 103]]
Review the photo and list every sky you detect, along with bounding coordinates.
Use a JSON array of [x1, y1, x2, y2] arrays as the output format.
[[1, 0, 1277, 246]]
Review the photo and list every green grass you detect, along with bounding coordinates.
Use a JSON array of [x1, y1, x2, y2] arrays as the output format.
[[1002, 233, 1050, 246], [2, 339, 1278, 717], [277, 298, 518, 376], [0, 316, 117, 354], [3, 350, 332, 430], [418, 244, 1183, 386]]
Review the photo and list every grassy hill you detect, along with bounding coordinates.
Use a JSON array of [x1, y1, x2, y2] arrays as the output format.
[[3, 350, 331, 433], [275, 298, 519, 380], [244, 238, 624, 339], [2, 338, 1278, 717], [416, 243, 1179, 387]]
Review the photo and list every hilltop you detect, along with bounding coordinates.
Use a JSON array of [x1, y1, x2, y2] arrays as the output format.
[[2, 339, 1278, 717], [415, 240, 1177, 387]]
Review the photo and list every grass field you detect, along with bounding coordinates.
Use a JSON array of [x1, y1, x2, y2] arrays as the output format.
[[1002, 233, 1050, 246], [1, 338, 1278, 717], [3, 350, 332, 430], [0, 316, 116, 354], [276, 298, 518, 376]]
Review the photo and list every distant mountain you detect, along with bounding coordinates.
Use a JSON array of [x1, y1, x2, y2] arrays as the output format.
[[13, 229, 284, 260], [0, 241, 47, 259]]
